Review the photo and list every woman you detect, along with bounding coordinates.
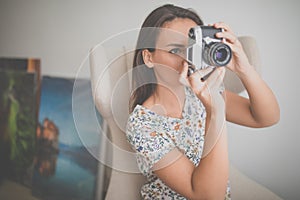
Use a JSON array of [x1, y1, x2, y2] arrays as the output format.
[[126, 4, 279, 200]]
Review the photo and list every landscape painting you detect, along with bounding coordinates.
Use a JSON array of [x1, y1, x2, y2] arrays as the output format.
[[0, 58, 40, 186], [32, 76, 101, 200]]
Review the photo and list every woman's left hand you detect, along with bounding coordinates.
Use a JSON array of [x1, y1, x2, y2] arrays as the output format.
[[213, 22, 254, 76]]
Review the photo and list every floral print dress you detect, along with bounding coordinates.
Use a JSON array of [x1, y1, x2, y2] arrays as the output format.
[[126, 86, 231, 200]]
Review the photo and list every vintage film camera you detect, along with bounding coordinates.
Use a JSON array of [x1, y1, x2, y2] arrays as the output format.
[[186, 26, 232, 75]]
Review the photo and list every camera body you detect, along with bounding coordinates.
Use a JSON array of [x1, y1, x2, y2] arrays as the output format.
[[186, 26, 232, 74]]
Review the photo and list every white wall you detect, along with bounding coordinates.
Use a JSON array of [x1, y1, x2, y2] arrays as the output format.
[[1, 0, 300, 199]]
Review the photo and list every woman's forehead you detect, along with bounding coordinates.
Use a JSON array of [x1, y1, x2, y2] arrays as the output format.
[[156, 29, 188, 48], [156, 18, 197, 47]]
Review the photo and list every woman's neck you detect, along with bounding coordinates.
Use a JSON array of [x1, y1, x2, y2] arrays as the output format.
[[144, 84, 185, 118]]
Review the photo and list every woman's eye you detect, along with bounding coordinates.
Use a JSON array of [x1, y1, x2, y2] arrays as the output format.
[[169, 48, 183, 55]]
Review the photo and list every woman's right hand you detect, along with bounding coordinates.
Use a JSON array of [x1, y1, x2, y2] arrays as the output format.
[[180, 63, 226, 113]]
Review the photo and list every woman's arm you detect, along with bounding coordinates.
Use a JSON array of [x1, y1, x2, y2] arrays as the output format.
[[225, 68, 280, 128], [213, 22, 280, 127], [154, 126, 228, 200]]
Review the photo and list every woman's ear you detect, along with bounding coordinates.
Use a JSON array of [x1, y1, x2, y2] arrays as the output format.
[[142, 49, 154, 68]]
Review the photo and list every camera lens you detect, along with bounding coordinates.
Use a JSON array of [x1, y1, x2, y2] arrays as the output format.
[[203, 42, 232, 67], [216, 49, 226, 60]]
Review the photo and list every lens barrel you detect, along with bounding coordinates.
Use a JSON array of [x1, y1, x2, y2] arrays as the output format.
[[203, 42, 232, 67]]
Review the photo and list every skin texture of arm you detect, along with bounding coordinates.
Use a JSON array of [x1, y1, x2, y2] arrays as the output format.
[[154, 129, 228, 200], [224, 69, 280, 128]]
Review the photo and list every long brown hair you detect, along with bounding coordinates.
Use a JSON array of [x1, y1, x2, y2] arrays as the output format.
[[130, 4, 203, 112]]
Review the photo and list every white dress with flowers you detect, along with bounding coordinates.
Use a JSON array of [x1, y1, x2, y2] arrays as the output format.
[[126, 87, 231, 200]]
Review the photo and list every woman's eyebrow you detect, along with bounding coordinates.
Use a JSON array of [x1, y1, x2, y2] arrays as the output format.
[[166, 43, 186, 47]]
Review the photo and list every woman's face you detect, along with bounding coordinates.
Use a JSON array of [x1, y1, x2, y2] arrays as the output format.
[[151, 18, 197, 86]]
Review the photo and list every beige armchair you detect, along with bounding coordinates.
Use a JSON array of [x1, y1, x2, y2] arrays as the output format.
[[89, 36, 282, 200]]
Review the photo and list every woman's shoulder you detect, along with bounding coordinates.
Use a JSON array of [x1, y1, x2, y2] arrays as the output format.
[[127, 105, 159, 132], [126, 104, 168, 147], [129, 104, 157, 118]]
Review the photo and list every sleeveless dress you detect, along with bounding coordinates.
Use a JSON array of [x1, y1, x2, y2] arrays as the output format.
[[126, 86, 231, 200]]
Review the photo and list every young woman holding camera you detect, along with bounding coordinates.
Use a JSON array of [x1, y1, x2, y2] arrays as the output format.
[[126, 4, 279, 200]]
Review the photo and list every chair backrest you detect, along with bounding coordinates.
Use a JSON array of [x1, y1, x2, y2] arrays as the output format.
[[89, 36, 261, 200], [89, 44, 146, 200]]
